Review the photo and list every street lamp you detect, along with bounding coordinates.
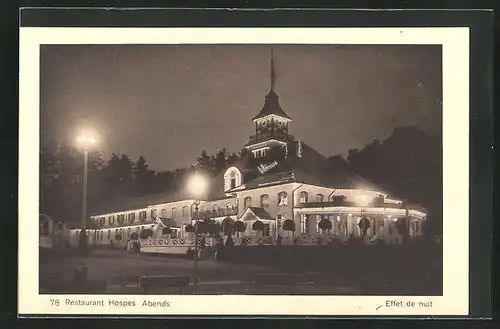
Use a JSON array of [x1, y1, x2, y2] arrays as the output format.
[[76, 134, 97, 230], [187, 172, 208, 290]]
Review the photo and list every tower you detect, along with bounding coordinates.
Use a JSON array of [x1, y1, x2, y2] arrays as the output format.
[[245, 49, 294, 159]]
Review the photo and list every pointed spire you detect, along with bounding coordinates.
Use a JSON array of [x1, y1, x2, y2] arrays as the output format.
[[270, 48, 275, 91]]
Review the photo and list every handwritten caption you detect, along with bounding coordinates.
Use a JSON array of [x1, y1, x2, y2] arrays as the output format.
[[382, 300, 433, 309]]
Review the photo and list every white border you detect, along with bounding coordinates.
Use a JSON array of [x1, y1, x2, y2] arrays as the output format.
[[19, 27, 469, 316]]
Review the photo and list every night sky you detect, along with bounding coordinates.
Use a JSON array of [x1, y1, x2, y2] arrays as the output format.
[[40, 44, 442, 171]]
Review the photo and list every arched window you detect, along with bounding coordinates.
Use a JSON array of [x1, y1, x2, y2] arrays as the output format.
[[244, 197, 252, 209], [224, 167, 242, 192], [278, 192, 288, 206], [300, 191, 308, 203], [316, 194, 324, 202], [182, 206, 188, 217], [172, 208, 177, 220], [161, 209, 167, 218], [107, 230, 111, 240], [260, 194, 270, 208]]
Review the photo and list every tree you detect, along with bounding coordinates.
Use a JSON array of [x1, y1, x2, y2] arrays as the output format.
[[133, 156, 155, 196], [196, 150, 214, 174], [222, 217, 235, 236], [344, 126, 442, 235], [130, 232, 139, 240]]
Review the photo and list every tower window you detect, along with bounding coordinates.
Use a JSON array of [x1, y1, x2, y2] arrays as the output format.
[[231, 178, 236, 189]]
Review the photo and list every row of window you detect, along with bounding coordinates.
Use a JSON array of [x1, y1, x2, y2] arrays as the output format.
[[241, 192, 327, 209]]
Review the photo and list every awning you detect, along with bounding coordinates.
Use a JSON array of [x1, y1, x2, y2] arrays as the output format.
[[158, 217, 179, 228]]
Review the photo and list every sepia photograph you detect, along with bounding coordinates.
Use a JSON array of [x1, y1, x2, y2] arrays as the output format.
[[38, 43, 443, 296], [18, 25, 472, 316]]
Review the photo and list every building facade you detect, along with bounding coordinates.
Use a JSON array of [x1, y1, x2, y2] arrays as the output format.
[[67, 52, 426, 248]]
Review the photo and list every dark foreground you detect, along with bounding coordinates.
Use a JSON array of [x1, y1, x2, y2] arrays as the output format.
[[39, 244, 442, 295]]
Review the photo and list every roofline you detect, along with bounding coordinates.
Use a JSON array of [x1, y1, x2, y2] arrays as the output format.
[[245, 139, 287, 148], [252, 114, 292, 122]]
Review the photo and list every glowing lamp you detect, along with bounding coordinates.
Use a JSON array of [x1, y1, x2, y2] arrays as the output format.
[[187, 172, 209, 199]]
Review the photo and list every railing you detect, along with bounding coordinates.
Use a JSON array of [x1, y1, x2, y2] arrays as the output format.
[[298, 201, 426, 212], [197, 207, 238, 220], [247, 132, 295, 144]]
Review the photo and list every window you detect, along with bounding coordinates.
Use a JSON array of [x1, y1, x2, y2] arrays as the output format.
[[224, 167, 242, 192], [316, 194, 324, 202], [172, 208, 177, 220], [150, 209, 157, 218], [161, 209, 166, 218], [130, 213, 135, 223], [260, 194, 270, 208], [263, 224, 270, 236], [300, 191, 308, 203], [107, 230, 111, 239], [127, 228, 131, 237], [278, 192, 288, 206], [212, 205, 218, 212], [300, 215, 307, 233], [182, 206, 188, 217], [244, 197, 252, 209]]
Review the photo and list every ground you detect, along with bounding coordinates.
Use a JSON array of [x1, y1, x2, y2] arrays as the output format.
[[39, 248, 441, 295]]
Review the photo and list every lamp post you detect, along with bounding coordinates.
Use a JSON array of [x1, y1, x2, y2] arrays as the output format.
[[187, 172, 208, 291], [76, 134, 97, 230]]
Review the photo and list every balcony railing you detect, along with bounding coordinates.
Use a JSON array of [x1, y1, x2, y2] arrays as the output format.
[[197, 207, 238, 220], [247, 131, 295, 144], [298, 200, 426, 212]]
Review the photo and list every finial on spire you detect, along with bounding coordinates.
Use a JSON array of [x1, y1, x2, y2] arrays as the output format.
[[270, 48, 275, 91]]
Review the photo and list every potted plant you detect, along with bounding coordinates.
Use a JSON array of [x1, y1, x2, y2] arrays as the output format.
[[234, 220, 246, 237], [283, 219, 295, 238], [252, 220, 265, 237], [318, 217, 332, 243], [358, 216, 371, 236]]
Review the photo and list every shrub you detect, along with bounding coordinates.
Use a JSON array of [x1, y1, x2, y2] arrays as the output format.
[[283, 219, 295, 233], [130, 232, 139, 241], [234, 221, 246, 236], [318, 218, 332, 232], [185, 224, 195, 233], [114, 234, 122, 241]]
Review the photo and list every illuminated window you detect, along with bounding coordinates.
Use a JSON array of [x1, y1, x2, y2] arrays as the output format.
[[260, 194, 270, 208], [244, 197, 252, 209], [316, 194, 324, 202], [299, 191, 308, 203], [182, 206, 188, 217], [278, 192, 288, 206], [161, 209, 166, 218], [300, 215, 307, 233]]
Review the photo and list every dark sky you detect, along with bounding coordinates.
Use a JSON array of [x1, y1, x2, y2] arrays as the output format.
[[40, 44, 442, 171]]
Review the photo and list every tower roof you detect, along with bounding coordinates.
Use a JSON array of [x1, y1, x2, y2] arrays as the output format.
[[252, 89, 292, 121], [252, 49, 292, 121]]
